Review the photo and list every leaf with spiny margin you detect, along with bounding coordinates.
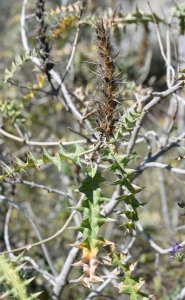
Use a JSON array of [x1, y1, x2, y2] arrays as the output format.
[[51, 15, 78, 39], [117, 194, 145, 209], [59, 144, 85, 166], [0, 145, 87, 181], [71, 196, 109, 214], [2, 165, 14, 177], [12, 157, 28, 174], [115, 108, 142, 139], [70, 214, 114, 235], [27, 152, 42, 169], [101, 150, 130, 165], [111, 177, 143, 194], [4, 49, 39, 82], [112, 252, 150, 299], [0, 255, 39, 300], [42, 148, 62, 171], [78, 168, 105, 199], [104, 153, 137, 179], [120, 210, 139, 222], [107, 164, 136, 178], [123, 8, 162, 25], [106, 155, 129, 173], [70, 167, 114, 269], [70, 187, 114, 240], [47, 1, 82, 17]]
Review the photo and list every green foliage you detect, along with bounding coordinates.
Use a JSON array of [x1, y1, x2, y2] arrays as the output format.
[[4, 49, 39, 82], [112, 252, 150, 299], [58, 144, 85, 167], [80, 8, 163, 28], [69, 167, 114, 287], [1, 0, 184, 299], [0, 99, 24, 125], [172, 3, 185, 34], [0, 255, 41, 300], [0, 145, 85, 181], [115, 108, 142, 139], [0, 153, 43, 181], [123, 8, 162, 25], [46, 0, 82, 39], [102, 151, 144, 229]]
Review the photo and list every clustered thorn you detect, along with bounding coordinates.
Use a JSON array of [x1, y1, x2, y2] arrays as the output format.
[[94, 20, 120, 136]]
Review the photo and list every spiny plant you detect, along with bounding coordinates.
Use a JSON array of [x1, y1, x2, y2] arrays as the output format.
[[4, 49, 39, 82], [93, 19, 120, 135], [0, 13, 150, 297], [47, 0, 83, 39], [60, 20, 149, 297], [3, 0, 185, 298], [0, 255, 41, 299]]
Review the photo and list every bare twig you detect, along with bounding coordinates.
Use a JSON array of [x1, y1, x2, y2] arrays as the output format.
[[20, 0, 96, 138], [0, 195, 57, 276], [127, 83, 182, 155], [61, 1, 85, 83], [0, 196, 84, 255], [160, 97, 178, 146], [136, 221, 171, 254], [23, 256, 55, 285], [0, 128, 88, 146], [4, 206, 55, 285], [51, 233, 83, 300], [4, 206, 14, 259], [158, 160, 171, 229], [5, 79, 54, 95], [148, 1, 175, 87], [11, 179, 75, 201], [138, 161, 185, 175]]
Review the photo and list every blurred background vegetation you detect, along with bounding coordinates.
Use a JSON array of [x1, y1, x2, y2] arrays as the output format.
[[0, 0, 185, 299]]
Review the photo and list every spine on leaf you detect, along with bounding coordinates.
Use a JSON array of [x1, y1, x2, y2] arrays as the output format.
[[69, 168, 114, 288], [0, 255, 41, 299]]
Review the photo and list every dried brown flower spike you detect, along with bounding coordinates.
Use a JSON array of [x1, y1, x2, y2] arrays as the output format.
[[35, 0, 54, 78], [94, 19, 120, 136]]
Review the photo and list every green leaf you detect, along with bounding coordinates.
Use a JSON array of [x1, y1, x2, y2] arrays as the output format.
[[0, 255, 33, 300], [71, 168, 112, 255], [117, 194, 144, 209], [120, 210, 139, 221], [43, 148, 62, 171], [4, 49, 39, 82], [59, 144, 85, 166], [112, 252, 150, 298], [114, 108, 142, 139]]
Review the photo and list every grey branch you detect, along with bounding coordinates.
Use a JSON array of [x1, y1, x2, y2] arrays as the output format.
[[0, 195, 57, 276]]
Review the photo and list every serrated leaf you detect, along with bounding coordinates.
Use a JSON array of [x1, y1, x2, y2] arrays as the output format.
[[112, 253, 150, 298], [78, 168, 105, 200], [120, 210, 139, 221], [4, 49, 39, 82], [117, 194, 143, 209], [43, 148, 62, 171], [59, 144, 85, 166], [0, 255, 31, 300]]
